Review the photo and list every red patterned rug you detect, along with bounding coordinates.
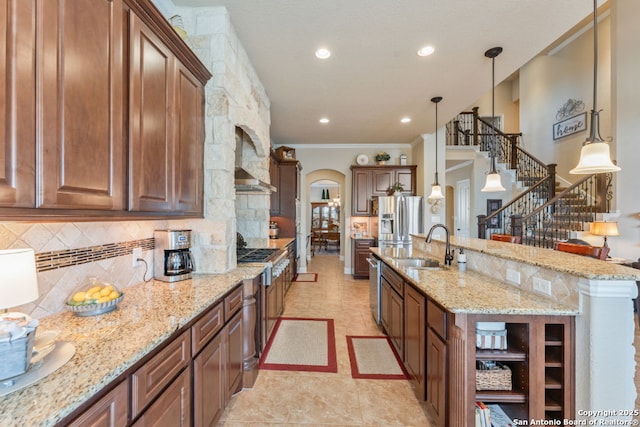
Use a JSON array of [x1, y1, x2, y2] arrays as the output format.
[[294, 273, 317, 282], [259, 317, 337, 373], [346, 336, 409, 379]]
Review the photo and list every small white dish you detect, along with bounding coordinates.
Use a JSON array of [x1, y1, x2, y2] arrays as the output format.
[[356, 154, 369, 165]]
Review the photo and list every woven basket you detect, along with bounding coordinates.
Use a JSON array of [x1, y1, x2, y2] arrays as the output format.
[[0, 328, 36, 380], [476, 362, 512, 391]]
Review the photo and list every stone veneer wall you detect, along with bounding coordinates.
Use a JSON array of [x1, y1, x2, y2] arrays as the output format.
[[1, 6, 271, 319]]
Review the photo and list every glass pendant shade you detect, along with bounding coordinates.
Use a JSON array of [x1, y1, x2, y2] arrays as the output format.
[[569, 141, 620, 174], [428, 183, 444, 200], [481, 172, 506, 192]]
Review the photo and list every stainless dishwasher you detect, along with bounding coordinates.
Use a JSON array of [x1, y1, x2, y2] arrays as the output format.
[[367, 256, 381, 326]]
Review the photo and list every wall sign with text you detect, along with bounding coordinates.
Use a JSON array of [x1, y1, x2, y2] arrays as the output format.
[[553, 112, 587, 140]]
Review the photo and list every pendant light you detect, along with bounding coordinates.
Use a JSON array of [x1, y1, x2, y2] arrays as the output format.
[[428, 96, 445, 200], [481, 46, 506, 192], [569, 0, 620, 174]]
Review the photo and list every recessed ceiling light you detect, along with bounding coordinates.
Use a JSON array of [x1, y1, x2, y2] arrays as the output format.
[[401, 117, 411, 123], [417, 45, 435, 57], [319, 117, 330, 124], [315, 48, 331, 59]]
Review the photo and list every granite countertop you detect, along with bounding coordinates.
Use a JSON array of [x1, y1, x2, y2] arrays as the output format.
[[371, 248, 579, 316], [267, 237, 295, 249], [417, 234, 640, 281], [0, 265, 265, 427]]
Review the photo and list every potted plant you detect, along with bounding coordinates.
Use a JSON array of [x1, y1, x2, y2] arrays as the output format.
[[375, 151, 390, 165], [388, 182, 404, 195]]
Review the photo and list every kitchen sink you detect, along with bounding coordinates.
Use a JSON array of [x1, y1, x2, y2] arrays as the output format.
[[393, 257, 443, 269]]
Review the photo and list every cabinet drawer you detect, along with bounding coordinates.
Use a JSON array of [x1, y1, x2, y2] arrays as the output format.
[[354, 239, 375, 249], [427, 299, 447, 340], [131, 330, 191, 418], [192, 302, 224, 355], [382, 263, 403, 295], [68, 380, 129, 427], [225, 285, 243, 321]]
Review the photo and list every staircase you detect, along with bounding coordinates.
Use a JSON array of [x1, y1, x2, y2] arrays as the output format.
[[446, 108, 612, 248]]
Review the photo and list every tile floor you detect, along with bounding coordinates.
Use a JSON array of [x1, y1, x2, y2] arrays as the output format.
[[221, 254, 640, 426], [219, 254, 434, 426]]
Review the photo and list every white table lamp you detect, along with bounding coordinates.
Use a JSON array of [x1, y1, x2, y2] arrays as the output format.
[[0, 249, 39, 311]]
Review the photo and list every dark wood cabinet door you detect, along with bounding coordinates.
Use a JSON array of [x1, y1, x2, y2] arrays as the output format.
[[426, 328, 447, 427], [395, 168, 416, 194], [133, 367, 192, 427], [352, 239, 375, 279], [193, 331, 225, 427], [0, 0, 35, 207], [269, 154, 280, 215], [371, 170, 393, 196], [352, 169, 371, 215], [266, 281, 278, 339], [389, 285, 404, 359], [174, 62, 204, 214], [39, 0, 125, 210], [226, 310, 244, 401], [129, 13, 174, 212], [68, 380, 129, 427], [404, 286, 426, 400]]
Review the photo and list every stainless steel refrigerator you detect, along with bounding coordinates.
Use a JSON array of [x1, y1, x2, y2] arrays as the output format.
[[378, 194, 423, 247]]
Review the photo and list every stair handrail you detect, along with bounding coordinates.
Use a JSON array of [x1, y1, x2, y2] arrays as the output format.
[[512, 173, 607, 247], [477, 174, 554, 239]]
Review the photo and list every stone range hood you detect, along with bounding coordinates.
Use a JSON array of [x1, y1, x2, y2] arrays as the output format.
[[234, 127, 275, 194], [234, 167, 275, 194]]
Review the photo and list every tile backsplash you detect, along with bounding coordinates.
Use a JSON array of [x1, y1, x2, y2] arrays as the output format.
[[1, 220, 170, 319]]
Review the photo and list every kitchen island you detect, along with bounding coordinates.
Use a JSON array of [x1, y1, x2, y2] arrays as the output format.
[[0, 265, 265, 427], [371, 234, 640, 425]]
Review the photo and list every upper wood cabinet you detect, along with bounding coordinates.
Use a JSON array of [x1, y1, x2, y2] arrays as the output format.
[[39, 0, 126, 210], [270, 153, 301, 238], [351, 165, 416, 216], [0, 0, 36, 208], [0, 0, 211, 219]]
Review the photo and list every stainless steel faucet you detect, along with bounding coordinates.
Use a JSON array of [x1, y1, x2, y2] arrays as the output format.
[[426, 224, 454, 266]]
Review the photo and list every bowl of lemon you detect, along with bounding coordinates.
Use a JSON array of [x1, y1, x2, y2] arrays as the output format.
[[66, 278, 124, 317]]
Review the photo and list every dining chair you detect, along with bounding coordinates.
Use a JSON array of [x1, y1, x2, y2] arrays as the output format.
[[553, 241, 609, 260], [325, 231, 340, 252], [490, 234, 521, 244]]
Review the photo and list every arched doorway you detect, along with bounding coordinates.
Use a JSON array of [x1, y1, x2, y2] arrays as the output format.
[[310, 179, 341, 257]]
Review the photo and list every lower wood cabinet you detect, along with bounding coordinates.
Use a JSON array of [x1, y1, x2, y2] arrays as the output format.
[[132, 366, 192, 427], [352, 238, 376, 279], [67, 380, 129, 427], [381, 276, 404, 359], [403, 285, 425, 400], [62, 282, 247, 427], [426, 328, 447, 427]]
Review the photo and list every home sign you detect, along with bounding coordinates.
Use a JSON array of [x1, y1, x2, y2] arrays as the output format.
[[553, 112, 587, 141]]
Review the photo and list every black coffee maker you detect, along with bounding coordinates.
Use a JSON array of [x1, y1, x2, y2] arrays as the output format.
[[154, 230, 195, 282]]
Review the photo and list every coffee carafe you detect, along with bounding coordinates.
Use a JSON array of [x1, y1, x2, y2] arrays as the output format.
[[154, 230, 196, 282]]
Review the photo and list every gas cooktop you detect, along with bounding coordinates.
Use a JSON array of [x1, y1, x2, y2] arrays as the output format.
[[236, 248, 282, 263]]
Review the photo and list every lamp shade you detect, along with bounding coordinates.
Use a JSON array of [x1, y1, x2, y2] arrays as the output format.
[[590, 221, 619, 237], [0, 249, 39, 310], [481, 172, 506, 192], [428, 184, 444, 200], [569, 142, 621, 174]]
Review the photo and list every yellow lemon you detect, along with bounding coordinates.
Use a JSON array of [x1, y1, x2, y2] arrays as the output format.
[[91, 291, 102, 300], [72, 292, 87, 303], [108, 291, 120, 300], [98, 296, 110, 304], [87, 286, 101, 295], [100, 287, 112, 297]]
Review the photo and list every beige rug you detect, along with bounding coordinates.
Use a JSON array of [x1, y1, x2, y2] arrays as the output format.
[[346, 336, 408, 379], [259, 317, 337, 372], [294, 273, 317, 282]]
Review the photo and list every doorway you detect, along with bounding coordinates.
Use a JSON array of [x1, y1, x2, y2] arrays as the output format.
[[310, 180, 341, 257], [454, 179, 471, 237]]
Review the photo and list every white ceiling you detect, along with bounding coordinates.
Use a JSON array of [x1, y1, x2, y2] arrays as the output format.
[[175, 0, 599, 146]]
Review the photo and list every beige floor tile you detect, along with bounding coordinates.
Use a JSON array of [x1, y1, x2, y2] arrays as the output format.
[[220, 254, 433, 426]]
